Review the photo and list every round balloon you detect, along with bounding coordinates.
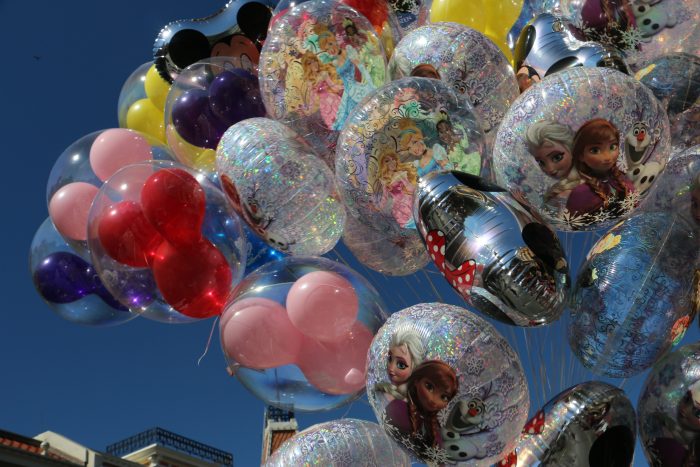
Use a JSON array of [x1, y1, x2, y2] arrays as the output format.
[[638, 342, 700, 467], [30, 218, 140, 327], [502, 381, 636, 466], [569, 211, 700, 378], [259, 0, 388, 160], [216, 118, 346, 256], [335, 76, 486, 237], [220, 256, 387, 411], [414, 171, 570, 326], [493, 67, 670, 231], [265, 419, 410, 466], [118, 62, 171, 144], [367, 302, 529, 465], [388, 22, 519, 141], [86, 160, 246, 321]]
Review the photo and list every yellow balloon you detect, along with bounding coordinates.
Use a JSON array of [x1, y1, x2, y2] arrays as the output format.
[[430, 0, 523, 63], [144, 65, 170, 111], [125, 98, 166, 143], [165, 124, 217, 174]]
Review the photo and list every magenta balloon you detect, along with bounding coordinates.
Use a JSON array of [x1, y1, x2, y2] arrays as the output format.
[[48, 182, 100, 241]]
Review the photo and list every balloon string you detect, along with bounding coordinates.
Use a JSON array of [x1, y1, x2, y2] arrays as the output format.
[[422, 269, 445, 303], [197, 315, 219, 366]]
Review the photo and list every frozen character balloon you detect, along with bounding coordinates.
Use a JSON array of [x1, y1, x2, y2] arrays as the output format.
[[374, 327, 425, 401]]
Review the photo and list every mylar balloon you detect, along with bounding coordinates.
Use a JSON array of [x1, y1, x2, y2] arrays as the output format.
[[87, 160, 246, 321], [220, 256, 387, 411], [335, 76, 486, 237], [388, 0, 430, 34], [414, 171, 570, 326], [569, 211, 700, 378], [638, 342, 700, 467], [259, 0, 387, 159], [153, 0, 276, 82], [389, 23, 519, 139], [216, 118, 345, 255], [493, 67, 670, 231], [241, 223, 285, 276], [46, 129, 173, 255], [367, 302, 528, 465], [265, 419, 410, 466], [503, 381, 636, 466], [512, 13, 629, 93], [30, 218, 141, 327]]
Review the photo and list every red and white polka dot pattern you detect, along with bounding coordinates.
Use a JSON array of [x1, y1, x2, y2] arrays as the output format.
[[425, 229, 477, 296], [499, 451, 517, 466], [522, 410, 545, 435]]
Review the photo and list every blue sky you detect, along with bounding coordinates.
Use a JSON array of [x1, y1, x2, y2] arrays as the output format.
[[1, 1, 695, 465]]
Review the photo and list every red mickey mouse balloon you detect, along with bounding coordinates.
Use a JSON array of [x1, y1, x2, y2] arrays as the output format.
[[97, 201, 164, 268]]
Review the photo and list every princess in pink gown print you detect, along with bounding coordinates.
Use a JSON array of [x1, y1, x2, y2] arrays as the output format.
[[378, 150, 419, 228], [301, 52, 343, 128]]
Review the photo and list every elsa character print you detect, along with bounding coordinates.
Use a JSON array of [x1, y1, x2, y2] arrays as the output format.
[[375, 327, 425, 401]]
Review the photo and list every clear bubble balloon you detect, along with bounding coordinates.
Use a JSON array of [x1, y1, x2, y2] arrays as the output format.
[[638, 342, 700, 467], [46, 129, 173, 256], [163, 57, 266, 174], [336, 76, 486, 237], [86, 160, 246, 322], [265, 419, 410, 466], [259, 0, 388, 162], [569, 211, 700, 378], [216, 117, 345, 256], [30, 218, 141, 327], [367, 302, 528, 465], [220, 256, 388, 411], [389, 22, 519, 145], [118, 62, 171, 145], [493, 67, 670, 231], [503, 381, 636, 467], [414, 171, 570, 326]]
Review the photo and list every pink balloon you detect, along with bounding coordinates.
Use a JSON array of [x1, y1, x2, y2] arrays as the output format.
[[286, 271, 359, 342], [220, 297, 304, 370], [49, 182, 100, 241], [297, 322, 374, 395], [90, 129, 152, 182]]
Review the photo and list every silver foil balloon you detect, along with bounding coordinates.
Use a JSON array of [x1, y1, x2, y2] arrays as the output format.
[[413, 171, 570, 326], [265, 419, 410, 466], [638, 342, 700, 467], [513, 13, 628, 92], [508, 381, 636, 466]]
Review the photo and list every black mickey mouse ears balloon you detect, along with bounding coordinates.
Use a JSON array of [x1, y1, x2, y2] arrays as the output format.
[[153, 0, 276, 83]]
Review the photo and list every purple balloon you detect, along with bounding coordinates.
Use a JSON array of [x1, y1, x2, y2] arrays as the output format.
[[208, 69, 266, 124], [171, 88, 228, 149]]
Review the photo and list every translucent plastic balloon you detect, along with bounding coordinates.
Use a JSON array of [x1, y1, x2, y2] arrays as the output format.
[[46, 129, 173, 256], [163, 57, 266, 174], [336, 76, 486, 237], [493, 67, 670, 231], [220, 256, 387, 411], [367, 302, 528, 465], [569, 211, 700, 378], [551, 0, 700, 70], [389, 23, 519, 141], [259, 0, 388, 161], [86, 160, 246, 322], [414, 171, 570, 326], [241, 223, 285, 276], [216, 118, 345, 256], [638, 342, 700, 467], [118, 62, 171, 144], [265, 419, 410, 466], [343, 214, 430, 276], [503, 381, 636, 466], [30, 218, 140, 327]]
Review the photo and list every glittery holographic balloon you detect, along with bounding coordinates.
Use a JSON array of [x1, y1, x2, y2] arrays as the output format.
[[342, 214, 430, 276], [264, 418, 410, 466], [221, 256, 387, 411], [367, 303, 529, 466], [336, 76, 486, 237], [501, 381, 636, 466], [389, 23, 519, 141], [493, 67, 670, 231], [569, 211, 700, 378], [414, 171, 570, 326], [259, 0, 388, 162], [638, 342, 700, 467], [552, 0, 700, 70], [216, 118, 345, 256], [29, 218, 141, 327], [86, 160, 246, 322]]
